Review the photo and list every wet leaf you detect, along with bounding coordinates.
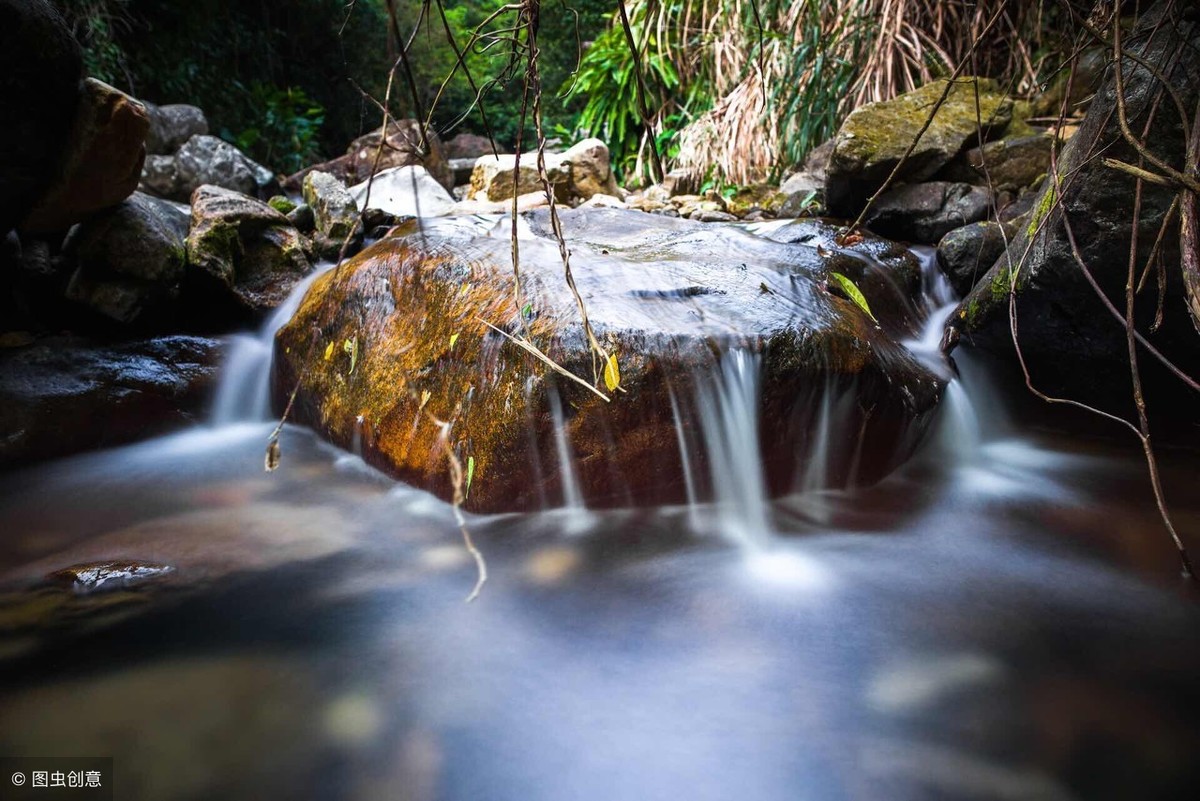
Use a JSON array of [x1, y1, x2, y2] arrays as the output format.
[[264, 437, 281, 472], [343, 336, 358, 374], [466, 456, 476, 498], [604, 353, 621, 392], [521, 302, 534, 320], [449, 332, 460, 350], [828, 271, 877, 323], [419, 390, 431, 410], [323, 341, 334, 361]]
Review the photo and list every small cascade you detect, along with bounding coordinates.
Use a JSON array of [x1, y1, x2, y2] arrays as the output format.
[[903, 247, 984, 461], [547, 387, 584, 511], [211, 262, 335, 424], [696, 349, 771, 548]]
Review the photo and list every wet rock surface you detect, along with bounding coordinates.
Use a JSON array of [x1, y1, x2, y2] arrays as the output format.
[[0, 335, 224, 467], [273, 208, 943, 512], [864, 181, 991, 244]]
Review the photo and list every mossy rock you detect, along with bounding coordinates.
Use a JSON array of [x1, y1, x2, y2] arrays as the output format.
[[274, 208, 944, 512], [826, 78, 1012, 218]]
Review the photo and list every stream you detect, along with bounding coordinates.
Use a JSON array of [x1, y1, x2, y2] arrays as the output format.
[[0, 230, 1198, 800]]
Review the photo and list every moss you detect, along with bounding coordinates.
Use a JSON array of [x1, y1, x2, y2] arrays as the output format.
[[268, 195, 297, 214], [1026, 183, 1058, 239]]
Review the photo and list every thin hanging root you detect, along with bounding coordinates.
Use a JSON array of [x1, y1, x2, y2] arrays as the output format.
[[425, 407, 487, 602]]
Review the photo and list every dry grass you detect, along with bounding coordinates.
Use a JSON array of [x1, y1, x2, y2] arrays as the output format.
[[662, 0, 1056, 185]]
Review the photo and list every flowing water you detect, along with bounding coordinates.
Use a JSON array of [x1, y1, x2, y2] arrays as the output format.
[[1, 233, 1198, 801]]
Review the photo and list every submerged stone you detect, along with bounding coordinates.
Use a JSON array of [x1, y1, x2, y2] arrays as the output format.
[[273, 208, 944, 512]]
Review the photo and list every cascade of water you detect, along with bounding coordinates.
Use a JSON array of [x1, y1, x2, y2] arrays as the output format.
[[211, 262, 335, 425], [696, 349, 771, 548], [547, 386, 584, 511], [903, 248, 984, 461]]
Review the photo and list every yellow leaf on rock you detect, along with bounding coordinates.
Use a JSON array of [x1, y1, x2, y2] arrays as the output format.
[[603, 353, 621, 392]]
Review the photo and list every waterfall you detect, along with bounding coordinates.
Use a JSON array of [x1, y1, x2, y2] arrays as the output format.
[[211, 262, 335, 424], [696, 349, 771, 548], [548, 386, 584, 511]]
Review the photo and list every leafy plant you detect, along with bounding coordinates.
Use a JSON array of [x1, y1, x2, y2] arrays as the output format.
[[224, 83, 325, 174]]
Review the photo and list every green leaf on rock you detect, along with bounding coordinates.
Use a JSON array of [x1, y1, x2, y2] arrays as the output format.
[[465, 456, 476, 498], [828, 272, 877, 323]]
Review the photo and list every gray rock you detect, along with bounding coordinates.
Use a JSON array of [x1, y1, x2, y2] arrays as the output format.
[[144, 103, 209, 155], [469, 151, 568, 202], [73, 192, 189, 283], [943, 133, 1054, 192], [162, 135, 276, 202], [449, 157, 477, 187], [62, 192, 190, 325], [0, 335, 224, 467], [864, 182, 991, 244], [301, 170, 359, 241], [139, 154, 181, 199], [936, 221, 1016, 297]]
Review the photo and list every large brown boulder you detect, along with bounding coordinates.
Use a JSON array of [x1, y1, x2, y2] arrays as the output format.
[[273, 208, 944, 512], [20, 78, 150, 235], [950, 1, 1200, 422], [284, 120, 453, 193], [0, 0, 82, 234]]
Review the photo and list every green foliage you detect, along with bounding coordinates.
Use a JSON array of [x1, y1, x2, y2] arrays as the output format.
[[571, 9, 686, 178], [222, 84, 325, 175]]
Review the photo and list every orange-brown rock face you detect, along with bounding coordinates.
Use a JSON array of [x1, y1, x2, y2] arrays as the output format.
[[21, 79, 150, 234], [273, 209, 944, 512]]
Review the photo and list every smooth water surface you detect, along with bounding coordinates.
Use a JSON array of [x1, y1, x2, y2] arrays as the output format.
[[0, 411, 1197, 801]]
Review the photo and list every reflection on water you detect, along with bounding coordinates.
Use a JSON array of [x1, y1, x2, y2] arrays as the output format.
[[0, 410, 1198, 801]]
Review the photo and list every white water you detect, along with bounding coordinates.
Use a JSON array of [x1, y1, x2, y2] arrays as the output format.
[[211, 262, 336, 424], [696, 349, 772, 548]]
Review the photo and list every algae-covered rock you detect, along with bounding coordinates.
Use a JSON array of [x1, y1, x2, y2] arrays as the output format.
[[273, 208, 944, 512], [826, 78, 1012, 219], [186, 185, 312, 318], [950, 2, 1200, 421]]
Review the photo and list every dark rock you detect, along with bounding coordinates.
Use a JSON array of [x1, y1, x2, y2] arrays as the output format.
[[942, 133, 1054, 192], [274, 208, 943, 512], [937, 221, 1017, 297], [952, 1, 1200, 421], [144, 103, 208, 155], [826, 78, 1012, 219], [20, 79, 150, 235], [443, 132, 494, 159], [863, 182, 991, 244], [0, 0, 83, 234], [62, 192, 190, 326], [449, 157, 477, 187], [186, 186, 312, 321], [286, 204, 315, 233], [0, 335, 224, 467]]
